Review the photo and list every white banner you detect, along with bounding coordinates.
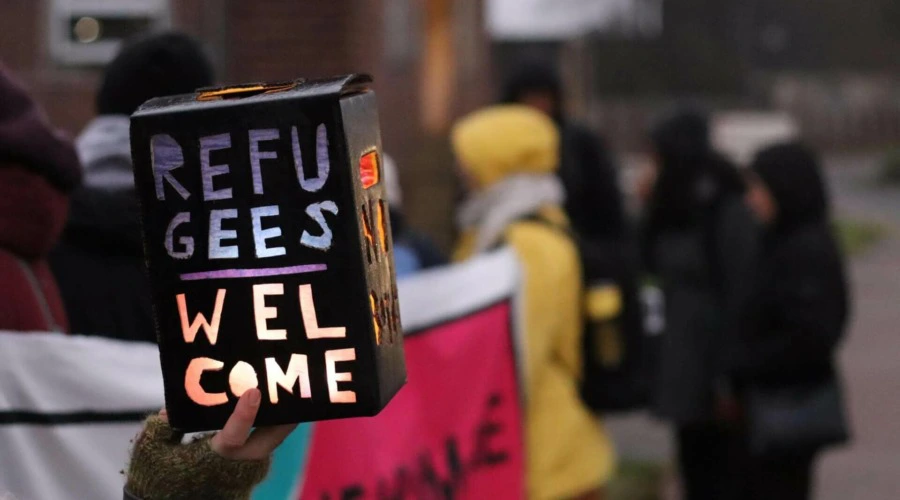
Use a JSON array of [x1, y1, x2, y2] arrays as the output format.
[[0, 249, 521, 500]]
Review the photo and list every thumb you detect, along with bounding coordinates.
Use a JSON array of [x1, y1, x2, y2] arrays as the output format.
[[210, 388, 261, 457]]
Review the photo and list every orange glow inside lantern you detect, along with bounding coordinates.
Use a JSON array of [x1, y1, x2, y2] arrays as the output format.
[[370, 293, 382, 345], [360, 151, 380, 189], [376, 199, 388, 249]]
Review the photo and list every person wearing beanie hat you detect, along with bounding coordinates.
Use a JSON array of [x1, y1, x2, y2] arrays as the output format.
[[97, 32, 214, 117], [381, 154, 445, 277], [452, 105, 615, 499], [50, 31, 214, 343], [0, 63, 80, 332], [735, 142, 849, 500]]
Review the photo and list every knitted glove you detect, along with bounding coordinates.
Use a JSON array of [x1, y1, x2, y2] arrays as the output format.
[[125, 414, 270, 500]]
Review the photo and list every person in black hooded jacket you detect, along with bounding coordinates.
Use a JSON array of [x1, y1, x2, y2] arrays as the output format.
[[501, 62, 626, 239], [736, 142, 850, 500], [640, 109, 760, 500], [50, 32, 213, 342]]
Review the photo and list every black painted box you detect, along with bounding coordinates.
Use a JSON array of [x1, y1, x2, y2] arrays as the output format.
[[130, 74, 405, 432]]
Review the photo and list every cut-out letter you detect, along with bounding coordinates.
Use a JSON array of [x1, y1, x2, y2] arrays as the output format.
[[253, 283, 286, 340], [177, 289, 226, 345], [370, 292, 381, 345], [209, 209, 239, 259], [151, 134, 190, 200], [300, 200, 338, 250], [200, 133, 233, 201], [251, 205, 286, 258], [299, 284, 346, 339], [360, 204, 375, 263], [165, 212, 194, 259], [265, 354, 312, 404], [228, 361, 259, 397], [292, 124, 330, 192], [185, 357, 228, 406], [325, 348, 357, 404], [377, 199, 389, 250], [249, 129, 279, 195]]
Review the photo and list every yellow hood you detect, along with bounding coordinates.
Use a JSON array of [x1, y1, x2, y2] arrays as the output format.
[[451, 105, 559, 189]]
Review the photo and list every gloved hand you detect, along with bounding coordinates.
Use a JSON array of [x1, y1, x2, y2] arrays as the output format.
[[125, 388, 297, 500]]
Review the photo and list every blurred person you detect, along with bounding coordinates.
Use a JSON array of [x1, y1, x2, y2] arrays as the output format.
[[125, 388, 296, 499], [502, 62, 626, 240], [382, 154, 445, 277], [452, 105, 614, 499], [735, 143, 850, 500], [504, 63, 651, 414], [50, 32, 213, 342], [0, 63, 81, 332], [640, 110, 758, 500]]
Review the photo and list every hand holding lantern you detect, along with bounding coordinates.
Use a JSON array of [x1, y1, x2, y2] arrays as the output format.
[[125, 388, 297, 499]]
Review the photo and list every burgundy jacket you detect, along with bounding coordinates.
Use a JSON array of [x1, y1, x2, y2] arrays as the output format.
[[0, 165, 70, 331], [0, 63, 81, 332]]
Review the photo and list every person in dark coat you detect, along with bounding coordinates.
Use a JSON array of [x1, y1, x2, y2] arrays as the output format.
[[735, 142, 850, 500], [0, 63, 81, 333], [50, 32, 213, 342], [640, 110, 759, 500], [502, 62, 626, 239]]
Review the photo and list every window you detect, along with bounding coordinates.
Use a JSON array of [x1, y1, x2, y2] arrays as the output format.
[[48, 0, 171, 66]]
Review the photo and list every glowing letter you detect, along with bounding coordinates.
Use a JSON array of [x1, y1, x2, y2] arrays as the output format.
[[209, 209, 239, 259], [151, 134, 190, 200], [300, 200, 338, 250], [251, 205, 286, 258], [177, 289, 226, 344], [360, 204, 375, 263], [249, 129, 279, 195], [377, 199, 389, 250], [325, 348, 357, 403], [292, 124, 330, 192], [185, 357, 228, 406], [228, 361, 259, 397], [299, 284, 346, 339], [165, 212, 194, 259], [200, 133, 233, 201], [253, 283, 286, 340], [265, 354, 311, 404]]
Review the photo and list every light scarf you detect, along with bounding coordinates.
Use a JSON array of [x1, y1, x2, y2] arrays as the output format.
[[457, 174, 565, 253]]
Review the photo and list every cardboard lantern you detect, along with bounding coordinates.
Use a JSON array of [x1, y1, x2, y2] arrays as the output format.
[[130, 74, 406, 431]]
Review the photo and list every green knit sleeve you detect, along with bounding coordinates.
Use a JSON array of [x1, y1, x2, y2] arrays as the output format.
[[125, 415, 271, 500]]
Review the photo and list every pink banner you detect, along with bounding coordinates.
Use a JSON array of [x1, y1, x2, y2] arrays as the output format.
[[300, 301, 524, 499]]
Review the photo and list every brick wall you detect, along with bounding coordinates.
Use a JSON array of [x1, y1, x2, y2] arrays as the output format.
[[0, 0, 493, 249]]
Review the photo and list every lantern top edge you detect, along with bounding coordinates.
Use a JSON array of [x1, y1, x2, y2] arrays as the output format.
[[131, 73, 373, 119]]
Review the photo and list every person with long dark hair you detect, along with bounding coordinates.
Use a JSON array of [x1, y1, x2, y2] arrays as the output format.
[[735, 142, 850, 500], [640, 110, 759, 500]]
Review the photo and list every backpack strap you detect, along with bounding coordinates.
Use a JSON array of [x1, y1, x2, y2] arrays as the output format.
[[2, 249, 63, 332], [486, 211, 574, 251]]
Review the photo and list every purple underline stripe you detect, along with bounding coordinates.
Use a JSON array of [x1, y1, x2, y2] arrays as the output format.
[[180, 264, 327, 281]]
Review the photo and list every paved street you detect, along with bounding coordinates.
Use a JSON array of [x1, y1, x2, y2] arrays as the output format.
[[816, 156, 900, 500]]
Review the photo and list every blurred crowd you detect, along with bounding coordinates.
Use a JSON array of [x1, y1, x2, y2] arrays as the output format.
[[0, 31, 850, 500]]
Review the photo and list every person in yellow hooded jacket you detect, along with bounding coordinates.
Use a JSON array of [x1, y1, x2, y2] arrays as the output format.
[[452, 105, 615, 499]]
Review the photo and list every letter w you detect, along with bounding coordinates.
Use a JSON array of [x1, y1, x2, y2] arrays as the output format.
[[177, 289, 227, 345]]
